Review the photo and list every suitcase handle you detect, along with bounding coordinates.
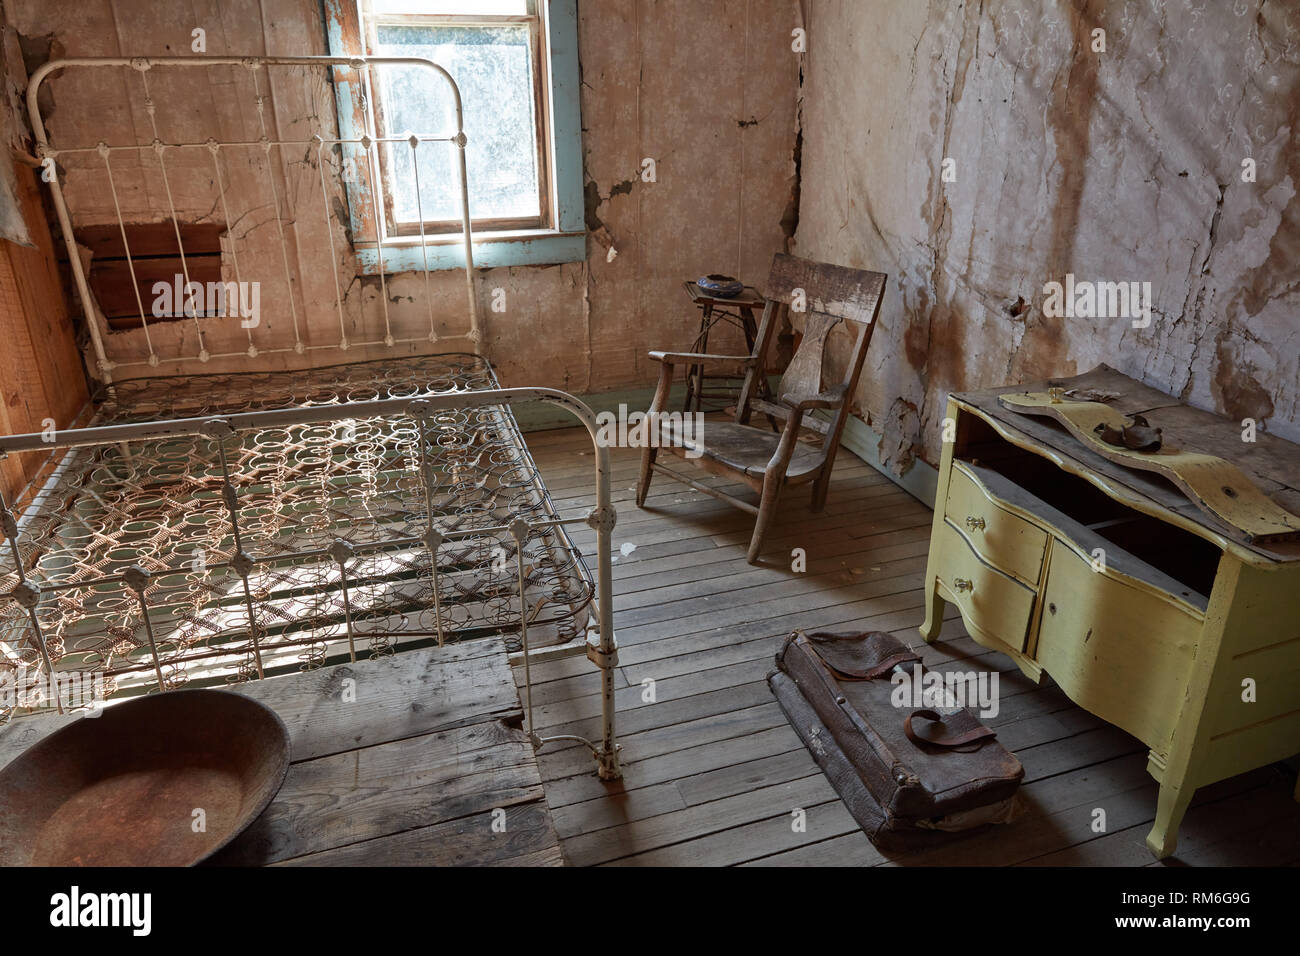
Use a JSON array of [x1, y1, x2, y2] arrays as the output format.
[[904, 709, 997, 750]]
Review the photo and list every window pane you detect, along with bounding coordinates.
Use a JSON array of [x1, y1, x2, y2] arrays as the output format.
[[370, 0, 528, 14], [374, 24, 541, 224]]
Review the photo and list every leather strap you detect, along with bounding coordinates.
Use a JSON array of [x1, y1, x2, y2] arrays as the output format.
[[904, 709, 997, 751]]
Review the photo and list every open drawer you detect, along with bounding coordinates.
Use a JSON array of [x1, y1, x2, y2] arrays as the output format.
[[953, 456, 1214, 612]]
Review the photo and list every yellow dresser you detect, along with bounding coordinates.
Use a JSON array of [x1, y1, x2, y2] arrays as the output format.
[[920, 366, 1300, 858]]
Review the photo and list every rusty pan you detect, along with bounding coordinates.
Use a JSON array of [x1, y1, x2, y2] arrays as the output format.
[[0, 689, 290, 866]]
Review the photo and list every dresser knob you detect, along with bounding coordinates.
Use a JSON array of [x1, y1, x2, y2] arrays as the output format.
[[965, 515, 986, 531], [953, 577, 974, 592]]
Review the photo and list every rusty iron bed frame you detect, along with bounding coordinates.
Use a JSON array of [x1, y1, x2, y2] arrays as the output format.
[[0, 55, 620, 778]]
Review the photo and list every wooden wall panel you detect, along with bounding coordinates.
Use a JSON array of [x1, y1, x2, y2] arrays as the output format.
[[0, 160, 89, 507]]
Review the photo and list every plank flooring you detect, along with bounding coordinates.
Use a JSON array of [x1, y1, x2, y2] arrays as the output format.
[[0, 639, 565, 867], [220, 638, 563, 866], [520, 424, 1300, 867], [1, 422, 1295, 868]]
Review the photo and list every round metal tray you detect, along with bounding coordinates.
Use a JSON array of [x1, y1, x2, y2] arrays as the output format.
[[0, 689, 290, 866], [697, 274, 745, 298]]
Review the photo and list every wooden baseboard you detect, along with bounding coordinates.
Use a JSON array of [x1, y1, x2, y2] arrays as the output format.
[[812, 408, 939, 509]]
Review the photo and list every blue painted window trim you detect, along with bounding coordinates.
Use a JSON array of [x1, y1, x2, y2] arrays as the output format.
[[323, 0, 585, 273]]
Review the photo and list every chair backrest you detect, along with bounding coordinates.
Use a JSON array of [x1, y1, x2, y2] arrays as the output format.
[[738, 254, 886, 451]]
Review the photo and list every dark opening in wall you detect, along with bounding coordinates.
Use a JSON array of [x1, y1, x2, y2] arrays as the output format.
[[66, 222, 226, 332]]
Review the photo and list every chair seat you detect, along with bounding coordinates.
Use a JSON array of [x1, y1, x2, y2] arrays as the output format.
[[660, 420, 825, 480]]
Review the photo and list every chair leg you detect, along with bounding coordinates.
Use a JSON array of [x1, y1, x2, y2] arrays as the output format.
[[636, 446, 657, 507], [746, 479, 784, 564], [810, 469, 832, 513]]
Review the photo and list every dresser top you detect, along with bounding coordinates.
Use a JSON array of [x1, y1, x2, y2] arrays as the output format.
[[954, 365, 1300, 565]]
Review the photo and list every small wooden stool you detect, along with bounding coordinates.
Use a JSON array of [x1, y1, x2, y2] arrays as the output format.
[[681, 280, 773, 414]]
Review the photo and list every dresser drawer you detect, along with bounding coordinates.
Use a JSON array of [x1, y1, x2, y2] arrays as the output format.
[[935, 520, 1037, 653], [1035, 540, 1201, 756], [945, 462, 1049, 586]]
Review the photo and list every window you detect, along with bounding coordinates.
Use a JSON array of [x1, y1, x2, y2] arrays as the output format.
[[326, 0, 585, 271], [366, 0, 547, 232]]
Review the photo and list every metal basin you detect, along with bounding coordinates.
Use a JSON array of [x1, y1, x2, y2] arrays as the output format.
[[0, 689, 290, 866]]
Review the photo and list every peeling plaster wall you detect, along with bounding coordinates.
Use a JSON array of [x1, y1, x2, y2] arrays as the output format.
[[9, 0, 798, 392], [793, 0, 1300, 474]]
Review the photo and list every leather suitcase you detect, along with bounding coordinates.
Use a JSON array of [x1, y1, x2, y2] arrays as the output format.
[[770, 629, 1023, 850]]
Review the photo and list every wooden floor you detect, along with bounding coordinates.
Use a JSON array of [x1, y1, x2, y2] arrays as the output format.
[[2, 425, 1295, 867], [219, 638, 564, 865], [521, 425, 1300, 867], [0, 638, 565, 867]]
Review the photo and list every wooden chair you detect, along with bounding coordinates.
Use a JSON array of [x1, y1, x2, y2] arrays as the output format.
[[636, 254, 886, 563]]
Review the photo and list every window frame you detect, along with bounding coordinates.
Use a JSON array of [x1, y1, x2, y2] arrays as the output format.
[[324, 0, 585, 272], [363, 0, 552, 235]]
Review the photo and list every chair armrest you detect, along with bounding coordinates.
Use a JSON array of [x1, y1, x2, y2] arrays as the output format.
[[648, 350, 755, 366], [780, 384, 848, 413]]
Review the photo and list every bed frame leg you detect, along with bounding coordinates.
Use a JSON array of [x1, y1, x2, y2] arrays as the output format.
[[587, 497, 623, 781], [596, 732, 621, 779], [587, 632, 621, 780], [584, 621, 622, 779]]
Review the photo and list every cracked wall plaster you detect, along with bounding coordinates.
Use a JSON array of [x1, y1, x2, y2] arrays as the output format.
[[792, 0, 1300, 472]]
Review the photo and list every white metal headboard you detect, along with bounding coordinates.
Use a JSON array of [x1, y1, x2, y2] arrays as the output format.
[[28, 55, 485, 384]]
